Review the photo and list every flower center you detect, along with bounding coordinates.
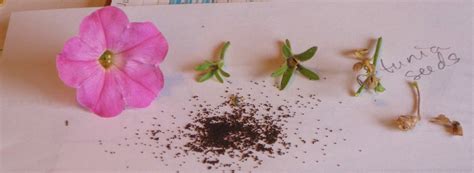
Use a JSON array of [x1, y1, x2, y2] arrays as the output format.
[[99, 50, 114, 69], [287, 57, 298, 68]]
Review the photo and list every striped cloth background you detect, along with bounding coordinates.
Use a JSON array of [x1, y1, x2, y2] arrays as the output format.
[[111, 0, 268, 6]]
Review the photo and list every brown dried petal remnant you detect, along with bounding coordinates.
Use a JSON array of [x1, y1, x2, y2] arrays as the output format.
[[229, 94, 242, 107], [352, 49, 374, 73], [430, 114, 463, 136], [352, 62, 364, 71], [354, 49, 369, 59]]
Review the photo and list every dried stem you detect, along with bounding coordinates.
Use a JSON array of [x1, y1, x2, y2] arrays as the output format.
[[412, 82, 421, 120], [354, 37, 383, 96], [395, 81, 421, 131]]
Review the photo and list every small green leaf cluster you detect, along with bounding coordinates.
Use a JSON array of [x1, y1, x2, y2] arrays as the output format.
[[195, 41, 231, 83], [272, 39, 319, 90]]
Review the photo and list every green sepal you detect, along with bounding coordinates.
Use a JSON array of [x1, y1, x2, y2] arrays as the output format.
[[280, 67, 295, 90], [282, 44, 292, 59], [294, 46, 317, 62], [271, 64, 288, 77], [195, 61, 213, 71], [219, 69, 230, 77], [197, 71, 214, 82], [214, 70, 224, 83], [375, 82, 385, 93], [285, 39, 292, 49], [297, 64, 319, 80], [219, 41, 231, 60]]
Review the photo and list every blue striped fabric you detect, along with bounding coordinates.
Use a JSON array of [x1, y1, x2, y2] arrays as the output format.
[[170, 0, 219, 4], [112, 0, 265, 6]]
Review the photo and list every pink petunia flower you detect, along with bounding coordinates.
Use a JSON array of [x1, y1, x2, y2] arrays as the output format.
[[56, 6, 168, 117]]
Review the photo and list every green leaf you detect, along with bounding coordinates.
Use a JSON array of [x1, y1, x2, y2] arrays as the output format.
[[294, 46, 317, 61], [285, 39, 292, 49], [271, 64, 288, 77], [218, 69, 230, 77], [215, 70, 224, 83], [375, 82, 385, 93], [297, 64, 319, 80], [195, 61, 213, 71], [282, 44, 292, 59], [219, 41, 231, 60], [197, 71, 214, 82], [280, 67, 295, 90]]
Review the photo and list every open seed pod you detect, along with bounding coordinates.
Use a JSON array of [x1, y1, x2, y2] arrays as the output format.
[[364, 75, 380, 89], [396, 115, 419, 131], [430, 114, 463, 136]]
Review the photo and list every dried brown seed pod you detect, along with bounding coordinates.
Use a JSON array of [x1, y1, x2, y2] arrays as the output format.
[[364, 75, 379, 89], [430, 114, 463, 136], [396, 115, 419, 131], [451, 121, 463, 136]]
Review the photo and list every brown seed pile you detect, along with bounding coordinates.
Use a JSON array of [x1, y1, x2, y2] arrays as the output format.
[[98, 79, 360, 171], [182, 94, 293, 169]]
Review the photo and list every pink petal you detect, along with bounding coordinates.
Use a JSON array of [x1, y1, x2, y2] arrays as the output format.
[[115, 23, 168, 64], [80, 6, 129, 51], [97, 6, 129, 50], [59, 37, 102, 61], [115, 60, 164, 107], [78, 11, 106, 53], [114, 69, 155, 108], [111, 22, 156, 52], [56, 56, 102, 88], [57, 37, 103, 87], [76, 71, 125, 117]]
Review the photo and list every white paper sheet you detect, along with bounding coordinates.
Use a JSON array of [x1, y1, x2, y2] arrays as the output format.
[[0, 1, 472, 172]]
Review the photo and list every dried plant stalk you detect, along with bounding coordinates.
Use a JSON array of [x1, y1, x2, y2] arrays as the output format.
[[395, 82, 421, 131], [353, 37, 385, 96]]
